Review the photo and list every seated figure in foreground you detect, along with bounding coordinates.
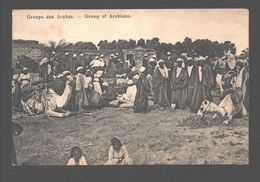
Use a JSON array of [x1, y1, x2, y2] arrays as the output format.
[[67, 146, 88, 166], [105, 137, 133, 165]]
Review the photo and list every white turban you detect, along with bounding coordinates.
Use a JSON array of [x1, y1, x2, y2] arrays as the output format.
[[62, 71, 71, 76], [131, 66, 138, 72], [181, 53, 187, 57], [127, 80, 134, 85], [199, 56, 206, 61], [96, 70, 103, 78], [93, 78, 99, 82], [139, 67, 146, 73], [177, 58, 184, 62], [149, 58, 156, 62], [133, 74, 140, 80], [167, 52, 171, 55], [102, 82, 109, 87], [73, 53, 77, 58], [76, 66, 83, 72], [194, 57, 200, 62], [13, 74, 19, 80], [40, 57, 49, 65], [158, 59, 165, 64]]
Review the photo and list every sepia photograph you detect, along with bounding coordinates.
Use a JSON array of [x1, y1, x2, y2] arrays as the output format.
[[11, 9, 249, 166]]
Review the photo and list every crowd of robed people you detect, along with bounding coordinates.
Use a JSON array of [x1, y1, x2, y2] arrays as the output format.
[[12, 50, 249, 114], [11, 50, 249, 166], [131, 51, 248, 114]]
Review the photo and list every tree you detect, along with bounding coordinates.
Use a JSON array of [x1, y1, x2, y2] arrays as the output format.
[[137, 38, 146, 48], [110, 40, 117, 50], [222, 41, 236, 55], [182, 37, 193, 53], [116, 39, 125, 50], [48, 40, 56, 49], [146, 37, 160, 50], [238, 48, 249, 60], [129, 39, 137, 49]]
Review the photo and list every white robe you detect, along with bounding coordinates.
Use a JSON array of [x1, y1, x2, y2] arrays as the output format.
[[105, 145, 133, 165], [198, 66, 202, 82], [67, 156, 88, 165], [83, 76, 92, 89], [93, 81, 102, 95], [123, 85, 137, 103], [19, 73, 31, 88], [235, 67, 245, 88]]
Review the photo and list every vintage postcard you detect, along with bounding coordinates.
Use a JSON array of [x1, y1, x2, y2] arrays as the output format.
[[11, 9, 249, 166]]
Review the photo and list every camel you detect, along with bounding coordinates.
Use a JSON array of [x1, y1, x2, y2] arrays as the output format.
[[20, 75, 75, 118], [196, 88, 247, 125]]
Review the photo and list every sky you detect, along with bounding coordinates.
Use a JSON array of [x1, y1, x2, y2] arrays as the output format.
[[12, 9, 248, 54]]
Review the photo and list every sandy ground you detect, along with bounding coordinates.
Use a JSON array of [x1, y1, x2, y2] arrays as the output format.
[[13, 101, 248, 165]]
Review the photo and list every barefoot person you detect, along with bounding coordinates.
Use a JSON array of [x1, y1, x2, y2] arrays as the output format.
[[105, 137, 133, 165], [67, 146, 88, 166]]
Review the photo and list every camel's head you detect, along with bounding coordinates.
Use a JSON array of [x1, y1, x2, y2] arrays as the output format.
[[196, 100, 211, 119], [65, 74, 75, 87]]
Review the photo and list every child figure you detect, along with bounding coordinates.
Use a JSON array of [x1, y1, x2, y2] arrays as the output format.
[[105, 137, 133, 165], [67, 146, 88, 166]]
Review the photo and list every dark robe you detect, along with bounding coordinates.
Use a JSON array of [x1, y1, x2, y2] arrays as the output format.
[[100, 86, 116, 107], [12, 80, 22, 108], [191, 64, 214, 112], [170, 67, 188, 109], [62, 56, 70, 71], [14, 64, 23, 75], [66, 84, 77, 111], [11, 122, 23, 165], [165, 56, 175, 71], [116, 61, 125, 75], [77, 58, 86, 68], [11, 137, 17, 165], [39, 63, 49, 82], [186, 65, 196, 106], [68, 56, 78, 74], [134, 74, 150, 112], [142, 58, 149, 71], [52, 59, 62, 75], [85, 56, 91, 70], [107, 58, 117, 78], [86, 88, 102, 108], [165, 56, 175, 101], [152, 68, 169, 107], [126, 66, 134, 79]]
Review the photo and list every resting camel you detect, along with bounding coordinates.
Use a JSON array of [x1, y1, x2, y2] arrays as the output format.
[[197, 70, 247, 125], [20, 75, 75, 118]]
